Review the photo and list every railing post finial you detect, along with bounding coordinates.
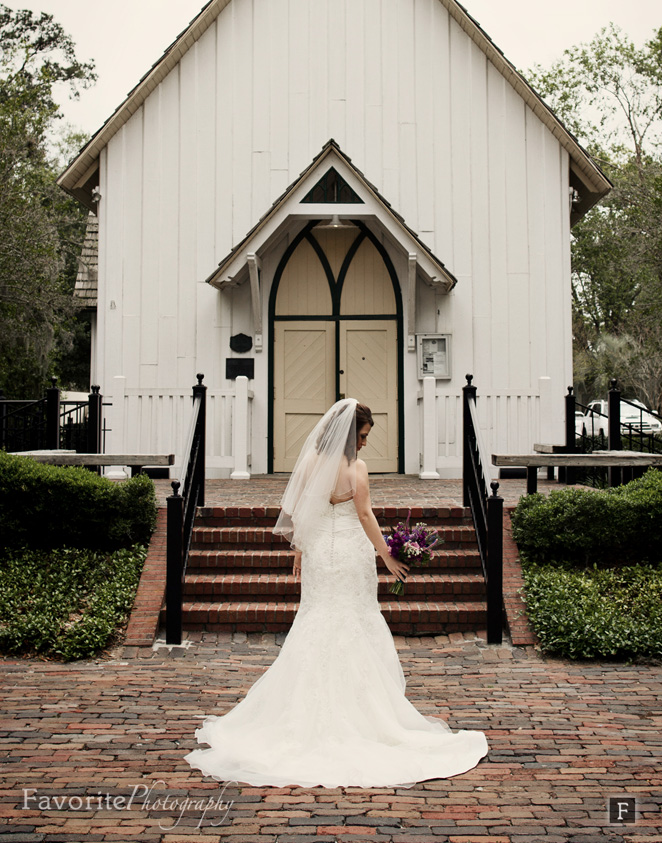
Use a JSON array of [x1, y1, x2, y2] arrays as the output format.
[[196, 373, 204, 386], [490, 480, 500, 497], [567, 385, 573, 395], [609, 378, 618, 391], [465, 373, 473, 387], [171, 479, 181, 497]]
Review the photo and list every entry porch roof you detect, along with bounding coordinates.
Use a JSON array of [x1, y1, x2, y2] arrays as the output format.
[[205, 139, 457, 294]]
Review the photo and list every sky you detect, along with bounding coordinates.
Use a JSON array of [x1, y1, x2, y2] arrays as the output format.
[[6, 0, 662, 137]]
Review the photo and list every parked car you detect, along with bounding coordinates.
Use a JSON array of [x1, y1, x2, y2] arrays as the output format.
[[575, 410, 588, 436], [584, 399, 662, 437]]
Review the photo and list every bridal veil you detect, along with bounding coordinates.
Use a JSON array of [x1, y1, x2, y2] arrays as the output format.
[[273, 398, 358, 551]]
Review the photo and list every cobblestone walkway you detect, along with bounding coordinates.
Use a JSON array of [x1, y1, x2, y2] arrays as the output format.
[[2, 632, 660, 843]]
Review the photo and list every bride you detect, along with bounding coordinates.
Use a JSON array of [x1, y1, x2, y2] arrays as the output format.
[[184, 398, 488, 788]]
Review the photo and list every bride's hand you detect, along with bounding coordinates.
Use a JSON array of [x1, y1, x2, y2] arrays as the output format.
[[293, 550, 302, 581], [381, 552, 409, 583]]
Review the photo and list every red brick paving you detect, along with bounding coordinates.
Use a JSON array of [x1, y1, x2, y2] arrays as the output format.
[[151, 476, 561, 509], [5, 475, 654, 841], [1, 631, 660, 841]]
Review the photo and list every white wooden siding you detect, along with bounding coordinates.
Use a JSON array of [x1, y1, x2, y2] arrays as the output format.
[[98, 0, 573, 475]]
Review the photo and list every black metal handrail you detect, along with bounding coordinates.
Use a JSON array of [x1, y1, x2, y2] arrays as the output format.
[[59, 400, 89, 452], [620, 393, 662, 454], [0, 378, 104, 454], [0, 398, 47, 451], [166, 374, 207, 645], [462, 375, 503, 645], [569, 381, 662, 488]]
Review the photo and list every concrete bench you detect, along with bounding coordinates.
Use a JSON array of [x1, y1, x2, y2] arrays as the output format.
[[492, 450, 662, 494], [12, 451, 175, 477]]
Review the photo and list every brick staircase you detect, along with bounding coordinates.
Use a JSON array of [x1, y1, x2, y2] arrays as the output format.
[[169, 505, 486, 635]]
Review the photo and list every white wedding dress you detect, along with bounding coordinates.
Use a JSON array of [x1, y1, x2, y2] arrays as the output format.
[[184, 499, 488, 788]]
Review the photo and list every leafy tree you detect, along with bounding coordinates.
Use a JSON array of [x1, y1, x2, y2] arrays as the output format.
[[0, 5, 95, 397], [528, 25, 662, 411]]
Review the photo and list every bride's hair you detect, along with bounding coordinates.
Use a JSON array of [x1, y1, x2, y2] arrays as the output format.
[[356, 403, 374, 432], [316, 401, 374, 461]]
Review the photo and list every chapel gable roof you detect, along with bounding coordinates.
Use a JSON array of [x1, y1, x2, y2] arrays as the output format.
[[205, 138, 458, 293], [57, 0, 610, 219]]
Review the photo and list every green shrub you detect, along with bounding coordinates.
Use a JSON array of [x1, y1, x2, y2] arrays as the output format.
[[0, 451, 157, 551], [511, 468, 662, 566], [0, 545, 147, 660], [522, 561, 662, 659]]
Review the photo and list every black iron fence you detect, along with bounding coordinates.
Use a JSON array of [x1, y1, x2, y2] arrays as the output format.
[[565, 379, 662, 488], [166, 375, 207, 645], [462, 375, 503, 645], [0, 379, 107, 454]]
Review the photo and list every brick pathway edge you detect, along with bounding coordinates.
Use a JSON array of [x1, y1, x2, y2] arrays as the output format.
[[501, 508, 538, 648], [124, 507, 167, 646]]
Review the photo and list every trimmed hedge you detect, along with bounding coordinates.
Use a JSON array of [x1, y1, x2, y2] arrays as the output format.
[[0, 545, 147, 660], [513, 470, 662, 659], [522, 561, 662, 659], [511, 468, 662, 567], [0, 451, 157, 551]]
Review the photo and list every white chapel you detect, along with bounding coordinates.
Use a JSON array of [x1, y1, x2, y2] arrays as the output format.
[[59, 0, 610, 478]]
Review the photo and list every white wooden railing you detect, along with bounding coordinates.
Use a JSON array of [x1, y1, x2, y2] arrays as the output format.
[[419, 376, 555, 477], [107, 377, 241, 478], [231, 375, 254, 479]]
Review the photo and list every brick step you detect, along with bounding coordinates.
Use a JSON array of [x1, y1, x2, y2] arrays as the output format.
[[187, 547, 483, 574], [190, 524, 478, 551], [191, 526, 288, 550], [194, 505, 473, 529], [166, 599, 487, 635], [182, 572, 487, 600], [188, 549, 294, 572]]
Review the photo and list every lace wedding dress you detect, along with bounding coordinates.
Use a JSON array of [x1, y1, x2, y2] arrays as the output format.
[[184, 498, 488, 788]]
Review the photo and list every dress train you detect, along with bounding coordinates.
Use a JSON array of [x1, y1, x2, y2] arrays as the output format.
[[184, 499, 488, 787]]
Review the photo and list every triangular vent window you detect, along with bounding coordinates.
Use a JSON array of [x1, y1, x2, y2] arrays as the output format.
[[301, 167, 364, 204]]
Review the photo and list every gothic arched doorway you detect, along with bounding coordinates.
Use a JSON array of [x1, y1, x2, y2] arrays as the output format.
[[269, 220, 403, 472]]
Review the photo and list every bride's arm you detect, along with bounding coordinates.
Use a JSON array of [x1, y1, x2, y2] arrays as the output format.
[[353, 459, 409, 584]]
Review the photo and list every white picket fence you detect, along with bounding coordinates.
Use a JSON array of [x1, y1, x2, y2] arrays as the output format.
[[106, 375, 554, 480], [106, 375, 253, 479]]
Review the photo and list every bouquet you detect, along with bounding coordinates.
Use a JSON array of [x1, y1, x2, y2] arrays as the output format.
[[385, 512, 442, 596]]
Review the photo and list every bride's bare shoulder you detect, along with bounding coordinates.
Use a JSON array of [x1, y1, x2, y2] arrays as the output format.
[[356, 458, 369, 478]]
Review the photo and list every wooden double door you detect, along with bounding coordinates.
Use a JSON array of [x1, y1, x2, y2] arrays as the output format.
[[272, 224, 401, 472]]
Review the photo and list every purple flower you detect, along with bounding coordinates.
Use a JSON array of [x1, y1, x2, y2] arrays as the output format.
[[386, 518, 443, 596]]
